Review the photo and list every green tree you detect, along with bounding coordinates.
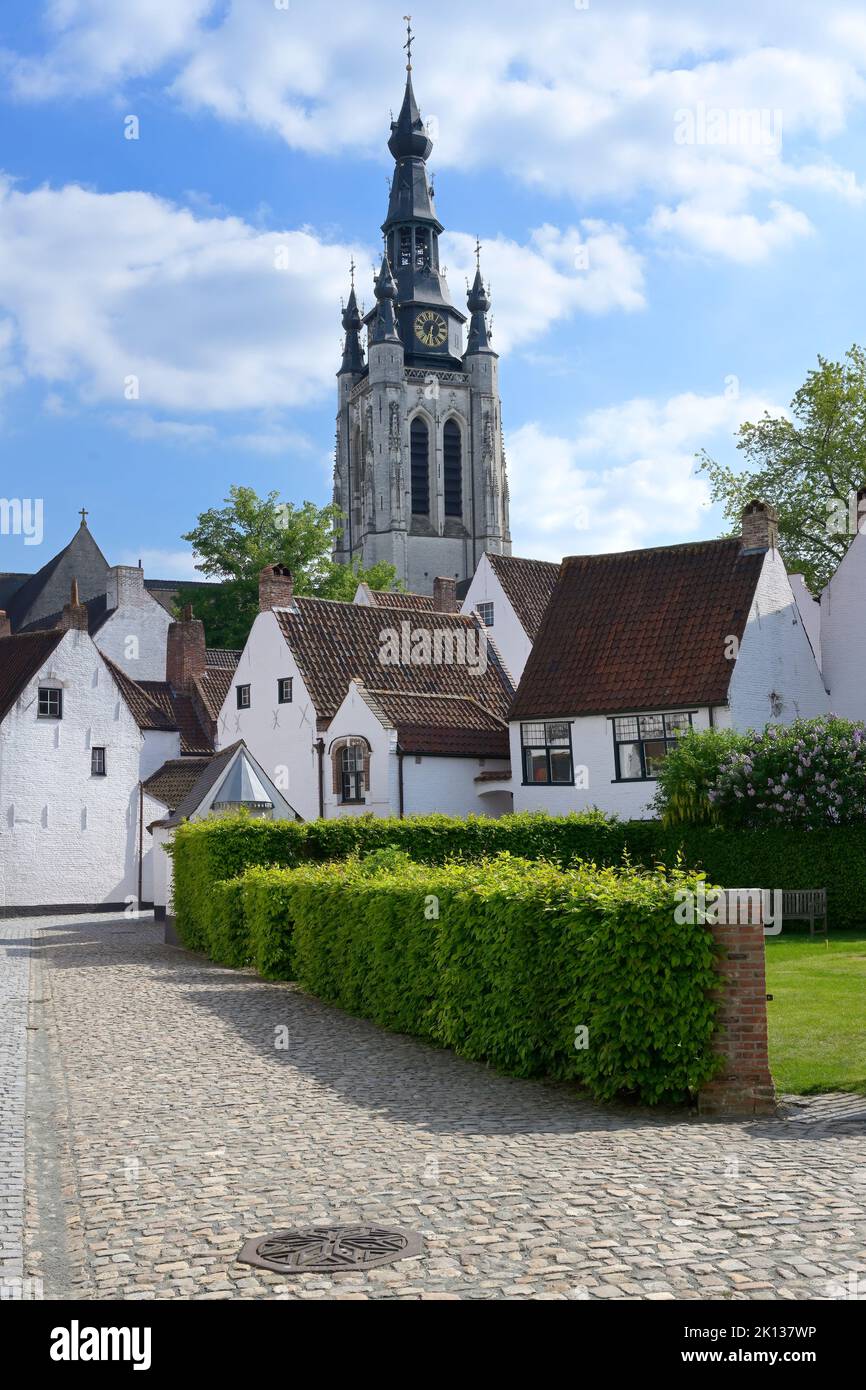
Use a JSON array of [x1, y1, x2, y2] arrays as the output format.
[[177, 486, 400, 648], [699, 345, 866, 591]]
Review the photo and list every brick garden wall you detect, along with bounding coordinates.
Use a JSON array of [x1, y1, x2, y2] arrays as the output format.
[[699, 889, 777, 1117]]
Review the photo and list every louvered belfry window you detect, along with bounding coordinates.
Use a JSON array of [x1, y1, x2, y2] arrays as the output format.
[[443, 419, 462, 517], [410, 417, 430, 515]]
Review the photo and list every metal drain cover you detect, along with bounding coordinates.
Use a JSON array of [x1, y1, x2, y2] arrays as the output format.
[[238, 1224, 423, 1274]]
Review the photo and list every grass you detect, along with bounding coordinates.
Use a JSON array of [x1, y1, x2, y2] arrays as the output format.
[[765, 930, 866, 1095]]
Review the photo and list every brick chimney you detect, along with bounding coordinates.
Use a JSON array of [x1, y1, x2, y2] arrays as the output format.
[[106, 563, 145, 610], [60, 579, 89, 632], [741, 500, 779, 553], [259, 564, 294, 612], [166, 604, 206, 692], [433, 576, 458, 613], [0, 611, 10, 638]]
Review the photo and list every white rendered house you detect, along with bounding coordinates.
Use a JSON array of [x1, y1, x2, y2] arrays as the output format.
[[509, 502, 830, 819], [460, 552, 560, 684], [216, 565, 515, 820]]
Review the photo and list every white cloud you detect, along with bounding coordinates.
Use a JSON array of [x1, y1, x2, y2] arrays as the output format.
[[6, 1, 866, 261], [507, 387, 787, 561], [0, 179, 641, 414], [116, 546, 200, 579]]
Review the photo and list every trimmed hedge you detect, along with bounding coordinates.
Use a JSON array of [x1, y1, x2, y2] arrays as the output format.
[[169, 811, 866, 941], [230, 855, 722, 1105]]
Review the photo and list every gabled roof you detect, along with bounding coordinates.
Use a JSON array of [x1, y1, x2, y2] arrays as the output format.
[[102, 659, 213, 753], [273, 597, 513, 725], [16, 592, 110, 637], [510, 538, 766, 720], [358, 687, 509, 758], [487, 553, 560, 640], [0, 631, 65, 723], [146, 742, 243, 828], [369, 590, 436, 613], [6, 523, 109, 631], [142, 756, 215, 812]]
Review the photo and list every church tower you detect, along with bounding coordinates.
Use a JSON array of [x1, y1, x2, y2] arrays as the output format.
[[333, 24, 511, 594]]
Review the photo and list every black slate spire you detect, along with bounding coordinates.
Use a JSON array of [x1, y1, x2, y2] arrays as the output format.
[[338, 263, 365, 375], [369, 251, 402, 345], [465, 244, 495, 356]]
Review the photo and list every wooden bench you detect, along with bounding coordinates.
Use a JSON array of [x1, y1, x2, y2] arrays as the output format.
[[782, 889, 828, 937]]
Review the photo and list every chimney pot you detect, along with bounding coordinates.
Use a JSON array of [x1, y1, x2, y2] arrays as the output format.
[[166, 610, 206, 691], [433, 576, 458, 613], [259, 564, 295, 612], [741, 499, 779, 553]]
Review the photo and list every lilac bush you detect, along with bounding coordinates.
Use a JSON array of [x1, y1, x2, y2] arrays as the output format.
[[709, 717, 866, 829]]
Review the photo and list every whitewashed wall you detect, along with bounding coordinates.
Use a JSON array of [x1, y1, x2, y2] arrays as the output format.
[[820, 529, 866, 721], [0, 631, 144, 909], [215, 611, 320, 821], [460, 553, 529, 683], [402, 753, 511, 817], [510, 707, 716, 819], [729, 550, 829, 729], [324, 685, 397, 817], [788, 574, 822, 669], [94, 594, 173, 681]]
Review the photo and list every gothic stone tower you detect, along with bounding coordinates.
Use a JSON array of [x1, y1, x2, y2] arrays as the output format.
[[333, 44, 511, 595]]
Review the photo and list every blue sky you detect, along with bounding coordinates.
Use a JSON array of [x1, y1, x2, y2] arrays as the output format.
[[3, 0, 866, 579]]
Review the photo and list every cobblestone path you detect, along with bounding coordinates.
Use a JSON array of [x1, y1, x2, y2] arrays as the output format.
[[4, 914, 866, 1300]]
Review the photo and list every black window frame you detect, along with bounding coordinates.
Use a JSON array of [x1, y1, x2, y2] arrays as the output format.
[[38, 687, 63, 719], [340, 743, 365, 804], [91, 747, 106, 777], [610, 710, 696, 782], [476, 601, 494, 628], [236, 684, 251, 710], [520, 721, 575, 787], [277, 677, 293, 705]]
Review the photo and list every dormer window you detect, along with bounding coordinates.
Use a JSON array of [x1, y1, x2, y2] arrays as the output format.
[[38, 688, 62, 719]]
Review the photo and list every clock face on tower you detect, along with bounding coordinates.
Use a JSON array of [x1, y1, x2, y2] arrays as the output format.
[[414, 309, 448, 349]]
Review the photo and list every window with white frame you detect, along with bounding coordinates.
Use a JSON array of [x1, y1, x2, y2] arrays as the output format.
[[612, 712, 694, 781], [277, 677, 293, 704], [341, 743, 365, 802], [520, 721, 574, 785], [91, 747, 106, 777], [476, 602, 494, 628], [236, 684, 251, 710]]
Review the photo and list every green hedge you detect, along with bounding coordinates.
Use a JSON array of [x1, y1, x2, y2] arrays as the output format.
[[169, 811, 866, 938], [229, 855, 722, 1106]]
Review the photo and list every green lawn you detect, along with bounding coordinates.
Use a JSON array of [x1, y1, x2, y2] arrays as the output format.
[[765, 931, 866, 1095]]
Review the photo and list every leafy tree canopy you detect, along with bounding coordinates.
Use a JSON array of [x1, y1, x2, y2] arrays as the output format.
[[177, 486, 400, 648], [699, 344, 866, 591]]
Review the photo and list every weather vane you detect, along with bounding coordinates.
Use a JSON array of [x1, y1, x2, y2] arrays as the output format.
[[403, 15, 413, 72]]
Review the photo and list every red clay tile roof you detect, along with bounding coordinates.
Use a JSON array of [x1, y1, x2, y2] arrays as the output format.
[[359, 688, 510, 758], [0, 631, 64, 723], [195, 668, 235, 723], [205, 648, 242, 670], [142, 756, 215, 811], [101, 658, 177, 734], [510, 538, 765, 720], [487, 554, 560, 639], [274, 597, 513, 724], [370, 590, 437, 613], [138, 682, 214, 755]]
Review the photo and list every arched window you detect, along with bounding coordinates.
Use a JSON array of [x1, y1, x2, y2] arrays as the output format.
[[443, 419, 463, 517], [331, 737, 371, 804], [410, 417, 430, 516]]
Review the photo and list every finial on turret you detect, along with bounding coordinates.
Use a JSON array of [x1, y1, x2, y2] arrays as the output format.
[[403, 15, 413, 72]]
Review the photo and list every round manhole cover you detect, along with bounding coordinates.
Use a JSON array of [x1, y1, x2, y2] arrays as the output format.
[[237, 1225, 424, 1274]]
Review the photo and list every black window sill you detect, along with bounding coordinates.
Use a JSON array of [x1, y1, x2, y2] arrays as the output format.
[[340, 800, 366, 806], [521, 781, 575, 789], [611, 776, 659, 784]]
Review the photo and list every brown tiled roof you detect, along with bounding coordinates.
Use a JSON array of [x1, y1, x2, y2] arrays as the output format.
[[487, 553, 560, 639], [359, 688, 510, 758], [138, 682, 214, 755], [195, 668, 234, 722], [510, 538, 765, 719], [148, 742, 250, 829], [142, 756, 215, 811], [102, 658, 177, 734], [370, 590, 436, 613], [205, 648, 242, 670], [274, 597, 513, 724], [0, 631, 64, 723]]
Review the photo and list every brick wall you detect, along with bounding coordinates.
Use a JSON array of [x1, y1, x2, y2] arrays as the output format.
[[699, 889, 777, 1117]]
